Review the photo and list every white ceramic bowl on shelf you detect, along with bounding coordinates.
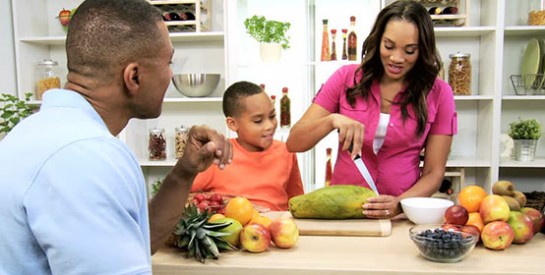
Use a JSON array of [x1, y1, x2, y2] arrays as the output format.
[[400, 197, 454, 225], [172, 73, 220, 97]]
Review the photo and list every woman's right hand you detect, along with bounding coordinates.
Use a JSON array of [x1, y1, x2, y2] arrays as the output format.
[[331, 114, 364, 159]]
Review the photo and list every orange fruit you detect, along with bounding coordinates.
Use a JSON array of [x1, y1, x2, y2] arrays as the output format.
[[458, 185, 488, 213], [248, 214, 273, 229], [224, 196, 254, 225], [465, 212, 485, 233], [208, 213, 225, 222]]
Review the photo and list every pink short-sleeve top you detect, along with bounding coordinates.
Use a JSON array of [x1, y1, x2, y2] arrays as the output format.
[[313, 64, 457, 196]]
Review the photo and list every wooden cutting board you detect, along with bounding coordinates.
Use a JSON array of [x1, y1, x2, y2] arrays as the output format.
[[262, 211, 392, 237]]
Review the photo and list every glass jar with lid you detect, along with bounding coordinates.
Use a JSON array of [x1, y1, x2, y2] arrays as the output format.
[[35, 58, 61, 100], [148, 128, 166, 161], [448, 52, 472, 95], [175, 125, 189, 159], [528, 0, 545, 25]]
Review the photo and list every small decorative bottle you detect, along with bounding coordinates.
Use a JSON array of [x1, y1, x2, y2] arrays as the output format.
[[148, 128, 166, 161], [175, 125, 189, 159], [325, 147, 333, 187], [280, 87, 291, 128], [341, 29, 348, 60], [320, 19, 330, 61], [330, 29, 337, 61], [270, 95, 276, 107], [348, 16, 358, 61]]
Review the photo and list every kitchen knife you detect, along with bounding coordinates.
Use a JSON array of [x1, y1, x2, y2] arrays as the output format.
[[353, 154, 380, 195]]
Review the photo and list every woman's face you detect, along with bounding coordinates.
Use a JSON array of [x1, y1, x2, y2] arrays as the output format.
[[379, 19, 419, 82]]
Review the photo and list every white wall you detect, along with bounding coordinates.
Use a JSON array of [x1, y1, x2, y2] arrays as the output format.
[[1, 1, 16, 95]]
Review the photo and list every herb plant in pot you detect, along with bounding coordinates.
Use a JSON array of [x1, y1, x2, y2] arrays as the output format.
[[0, 93, 36, 139], [244, 15, 291, 62], [508, 118, 542, 161]]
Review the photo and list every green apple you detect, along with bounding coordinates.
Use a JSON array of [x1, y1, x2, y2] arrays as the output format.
[[507, 211, 534, 244], [212, 217, 242, 247]]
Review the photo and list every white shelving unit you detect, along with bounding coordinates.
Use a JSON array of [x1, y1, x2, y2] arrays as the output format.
[[225, 0, 545, 194], [8, 0, 545, 195]]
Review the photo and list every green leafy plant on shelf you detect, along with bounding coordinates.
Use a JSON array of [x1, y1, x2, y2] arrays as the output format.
[[0, 93, 36, 134], [508, 118, 542, 140], [244, 15, 291, 49]]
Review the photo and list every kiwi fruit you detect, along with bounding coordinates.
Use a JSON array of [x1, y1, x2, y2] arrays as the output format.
[[492, 180, 515, 196]]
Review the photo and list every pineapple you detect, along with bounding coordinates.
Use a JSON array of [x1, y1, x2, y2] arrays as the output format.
[[172, 203, 237, 263]]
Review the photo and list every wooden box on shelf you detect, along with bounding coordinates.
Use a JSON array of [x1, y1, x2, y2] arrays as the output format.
[[413, 0, 469, 27]]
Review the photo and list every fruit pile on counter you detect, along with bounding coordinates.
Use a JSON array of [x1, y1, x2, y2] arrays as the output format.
[[167, 193, 299, 263], [441, 180, 544, 251]]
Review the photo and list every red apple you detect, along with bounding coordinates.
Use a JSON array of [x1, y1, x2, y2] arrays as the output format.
[[444, 205, 469, 225], [520, 207, 544, 235], [481, 221, 514, 250], [507, 211, 534, 244], [479, 195, 510, 223], [269, 218, 299, 249], [240, 223, 271, 253], [58, 9, 71, 26], [461, 225, 481, 243]]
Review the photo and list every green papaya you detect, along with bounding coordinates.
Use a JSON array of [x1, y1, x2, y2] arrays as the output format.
[[288, 185, 376, 219]]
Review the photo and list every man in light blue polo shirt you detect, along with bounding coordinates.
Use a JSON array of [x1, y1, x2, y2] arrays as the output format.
[[0, 0, 232, 274]]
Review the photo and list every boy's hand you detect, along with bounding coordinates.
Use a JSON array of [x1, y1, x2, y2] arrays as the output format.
[[174, 125, 232, 176]]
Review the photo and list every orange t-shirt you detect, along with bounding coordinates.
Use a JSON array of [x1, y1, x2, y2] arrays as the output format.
[[190, 138, 304, 211]]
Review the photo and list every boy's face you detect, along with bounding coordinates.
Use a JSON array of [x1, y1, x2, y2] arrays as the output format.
[[227, 92, 277, 152]]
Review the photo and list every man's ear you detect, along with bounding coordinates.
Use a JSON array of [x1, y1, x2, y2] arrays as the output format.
[[123, 63, 139, 96], [226, 116, 238, 132]]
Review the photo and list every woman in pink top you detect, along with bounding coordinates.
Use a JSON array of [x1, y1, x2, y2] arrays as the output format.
[[286, 0, 457, 219]]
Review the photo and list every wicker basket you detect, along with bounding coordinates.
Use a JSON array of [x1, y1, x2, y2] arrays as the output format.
[[523, 191, 545, 214]]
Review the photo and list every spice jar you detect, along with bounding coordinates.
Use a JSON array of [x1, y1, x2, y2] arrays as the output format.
[[148, 128, 166, 160], [528, 0, 545, 25], [448, 52, 471, 95], [175, 125, 189, 159], [35, 58, 61, 100]]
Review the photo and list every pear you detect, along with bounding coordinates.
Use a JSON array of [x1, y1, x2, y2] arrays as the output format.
[[513, 191, 527, 208], [492, 180, 515, 196], [502, 195, 521, 211]]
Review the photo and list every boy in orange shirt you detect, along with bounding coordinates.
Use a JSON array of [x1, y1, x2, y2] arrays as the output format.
[[190, 81, 304, 211]]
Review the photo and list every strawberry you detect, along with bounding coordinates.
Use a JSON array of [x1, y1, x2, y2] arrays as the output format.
[[58, 9, 71, 27]]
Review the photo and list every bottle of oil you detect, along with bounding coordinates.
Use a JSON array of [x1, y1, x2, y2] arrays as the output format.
[[330, 29, 337, 61], [280, 87, 291, 128], [320, 19, 330, 61], [341, 29, 348, 60], [325, 147, 332, 187], [348, 16, 357, 61]]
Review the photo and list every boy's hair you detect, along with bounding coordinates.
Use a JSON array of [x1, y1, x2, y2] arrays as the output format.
[[222, 81, 264, 117]]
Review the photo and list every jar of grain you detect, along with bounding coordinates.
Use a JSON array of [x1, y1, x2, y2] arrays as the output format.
[[175, 125, 189, 159], [448, 52, 471, 95], [148, 128, 166, 161], [528, 0, 545, 25], [35, 58, 61, 100]]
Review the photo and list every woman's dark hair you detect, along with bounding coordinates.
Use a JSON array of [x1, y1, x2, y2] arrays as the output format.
[[346, 0, 441, 136]]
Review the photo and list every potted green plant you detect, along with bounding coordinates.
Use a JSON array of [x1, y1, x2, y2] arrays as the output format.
[[244, 15, 291, 62], [0, 93, 37, 137], [508, 118, 542, 161]]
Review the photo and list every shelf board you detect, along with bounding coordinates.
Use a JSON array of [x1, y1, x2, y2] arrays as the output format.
[[19, 31, 224, 45], [434, 26, 495, 37], [504, 26, 545, 36], [503, 95, 545, 100], [500, 158, 545, 168], [445, 157, 491, 167], [147, 0, 198, 5], [163, 97, 222, 102], [140, 159, 177, 167], [454, 95, 493, 101]]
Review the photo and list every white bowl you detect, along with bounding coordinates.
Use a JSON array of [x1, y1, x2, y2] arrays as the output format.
[[172, 73, 220, 97], [400, 197, 454, 225]]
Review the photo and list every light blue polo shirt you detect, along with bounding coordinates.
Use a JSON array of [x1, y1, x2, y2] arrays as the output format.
[[0, 89, 151, 274]]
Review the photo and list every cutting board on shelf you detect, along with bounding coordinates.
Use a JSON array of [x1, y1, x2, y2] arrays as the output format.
[[262, 211, 392, 237]]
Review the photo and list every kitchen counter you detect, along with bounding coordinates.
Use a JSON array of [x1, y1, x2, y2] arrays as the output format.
[[152, 219, 545, 275]]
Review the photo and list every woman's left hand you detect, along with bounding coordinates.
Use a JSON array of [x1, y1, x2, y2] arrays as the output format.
[[362, 195, 401, 219]]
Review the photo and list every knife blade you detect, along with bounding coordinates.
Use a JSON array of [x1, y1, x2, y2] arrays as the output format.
[[353, 154, 380, 195]]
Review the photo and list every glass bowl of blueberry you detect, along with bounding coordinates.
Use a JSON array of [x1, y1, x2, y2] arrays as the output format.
[[409, 224, 479, 263]]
